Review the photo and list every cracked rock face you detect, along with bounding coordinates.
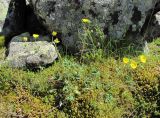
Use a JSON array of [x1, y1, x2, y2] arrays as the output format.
[[27, 0, 160, 52]]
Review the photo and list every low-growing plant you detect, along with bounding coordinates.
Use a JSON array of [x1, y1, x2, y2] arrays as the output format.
[[0, 21, 160, 118], [78, 19, 144, 64]]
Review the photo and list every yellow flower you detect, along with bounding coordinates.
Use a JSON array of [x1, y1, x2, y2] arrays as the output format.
[[123, 57, 129, 64], [139, 55, 147, 63], [54, 38, 60, 44], [33, 34, 39, 39], [0, 35, 5, 47], [82, 18, 91, 23], [130, 61, 137, 69], [22, 37, 28, 42], [52, 31, 58, 36]]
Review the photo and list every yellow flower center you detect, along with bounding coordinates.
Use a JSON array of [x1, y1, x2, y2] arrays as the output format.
[[52, 31, 58, 36], [123, 57, 129, 64], [82, 18, 91, 23], [33, 34, 39, 39], [130, 61, 137, 69], [139, 55, 147, 63]]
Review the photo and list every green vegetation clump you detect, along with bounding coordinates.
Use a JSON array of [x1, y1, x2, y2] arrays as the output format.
[[0, 20, 160, 118], [0, 35, 5, 47]]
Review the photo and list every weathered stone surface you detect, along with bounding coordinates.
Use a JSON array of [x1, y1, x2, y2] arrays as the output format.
[[11, 32, 30, 42], [2, 0, 160, 53], [26, 0, 160, 52], [0, 0, 10, 32], [6, 41, 58, 68]]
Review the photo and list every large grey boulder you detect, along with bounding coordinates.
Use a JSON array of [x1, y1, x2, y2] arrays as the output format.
[[6, 41, 58, 69], [27, 0, 160, 52], [2, 0, 160, 53]]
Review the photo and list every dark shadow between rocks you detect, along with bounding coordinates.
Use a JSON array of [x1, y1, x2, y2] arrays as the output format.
[[1, 0, 49, 47], [2, 0, 26, 46]]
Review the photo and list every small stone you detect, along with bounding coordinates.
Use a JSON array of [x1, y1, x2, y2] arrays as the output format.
[[6, 39, 58, 69]]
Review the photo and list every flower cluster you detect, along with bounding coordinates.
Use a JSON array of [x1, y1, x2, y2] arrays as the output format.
[[21, 32, 61, 44], [23, 18, 91, 44], [52, 31, 60, 44], [123, 55, 147, 69]]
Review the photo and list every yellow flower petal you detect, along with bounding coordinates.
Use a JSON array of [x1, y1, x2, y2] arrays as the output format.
[[82, 18, 91, 23], [139, 55, 147, 63], [54, 38, 60, 44], [52, 31, 58, 36], [33, 34, 39, 39], [123, 57, 129, 64], [22, 37, 28, 42], [130, 61, 137, 69]]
